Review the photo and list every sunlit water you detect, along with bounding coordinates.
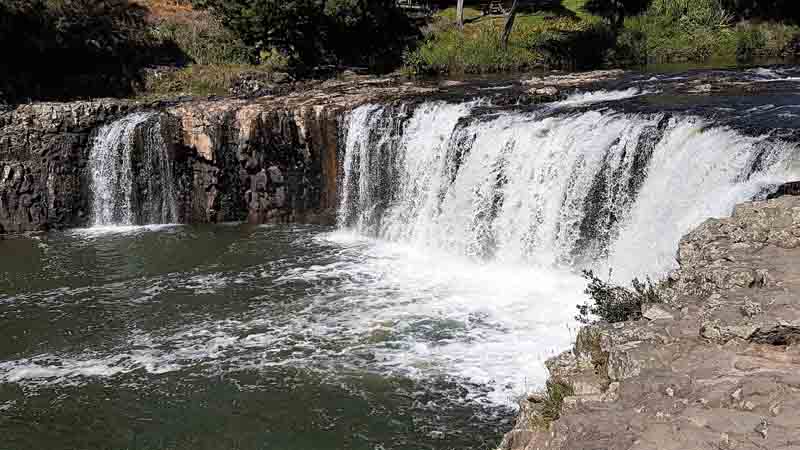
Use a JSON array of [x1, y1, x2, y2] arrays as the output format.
[[0, 224, 581, 450], [3, 67, 800, 450]]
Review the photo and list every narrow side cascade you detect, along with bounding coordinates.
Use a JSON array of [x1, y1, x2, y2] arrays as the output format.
[[88, 112, 178, 226], [339, 101, 800, 280]]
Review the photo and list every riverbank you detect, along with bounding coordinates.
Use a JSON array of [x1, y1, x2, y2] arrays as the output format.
[[499, 190, 800, 450], [2, 65, 800, 450], [404, 1, 800, 75]]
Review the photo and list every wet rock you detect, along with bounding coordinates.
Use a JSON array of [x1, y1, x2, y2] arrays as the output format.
[[228, 71, 293, 97], [523, 70, 626, 87], [767, 180, 800, 199], [427, 430, 445, 440], [532, 86, 560, 97]]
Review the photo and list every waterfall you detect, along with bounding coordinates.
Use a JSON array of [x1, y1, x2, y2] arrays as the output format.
[[339, 101, 799, 280], [88, 112, 178, 227]]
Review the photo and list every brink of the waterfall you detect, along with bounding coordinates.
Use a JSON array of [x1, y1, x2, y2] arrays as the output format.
[[338, 100, 799, 281]]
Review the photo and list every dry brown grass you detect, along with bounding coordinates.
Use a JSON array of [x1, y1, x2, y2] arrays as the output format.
[[132, 0, 203, 24]]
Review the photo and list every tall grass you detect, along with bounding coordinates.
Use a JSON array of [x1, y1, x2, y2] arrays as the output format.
[[625, 0, 799, 63], [404, 17, 606, 74], [149, 14, 251, 65]]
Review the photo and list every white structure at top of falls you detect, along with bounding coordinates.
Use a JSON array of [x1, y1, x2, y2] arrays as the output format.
[[88, 112, 178, 227], [338, 101, 800, 280]]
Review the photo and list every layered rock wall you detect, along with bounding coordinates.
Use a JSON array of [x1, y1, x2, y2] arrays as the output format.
[[0, 79, 435, 232], [0, 101, 135, 232]]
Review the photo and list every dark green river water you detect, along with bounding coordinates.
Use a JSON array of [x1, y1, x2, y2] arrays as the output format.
[[0, 224, 562, 450]]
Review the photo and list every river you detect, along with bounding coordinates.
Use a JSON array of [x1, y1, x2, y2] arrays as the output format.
[[2, 66, 800, 450]]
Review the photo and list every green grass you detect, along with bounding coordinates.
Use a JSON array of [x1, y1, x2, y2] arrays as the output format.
[[139, 64, 279, 99], [529, 381, 575, 430], [404, 0, 604, 74], [624, 0, 800, 63], [406, 0, 800, 74]]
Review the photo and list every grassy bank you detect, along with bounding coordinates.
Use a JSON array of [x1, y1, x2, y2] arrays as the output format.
[[135, 0, 282, 99], [404, 0, 800, 75], [404, 0, 605, 74]]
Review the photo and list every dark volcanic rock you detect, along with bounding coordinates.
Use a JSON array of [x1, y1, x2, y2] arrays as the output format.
[[0, 101, 136, 232], [0, 79, 438, 232], [767, 180, 800, 199]]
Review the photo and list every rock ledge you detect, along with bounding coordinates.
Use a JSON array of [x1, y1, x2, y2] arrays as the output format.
[[500, 195, 800, 450]]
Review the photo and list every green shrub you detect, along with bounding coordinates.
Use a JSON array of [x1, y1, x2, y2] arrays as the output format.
[[576, 270, 662, 324], [529, 381, 575, 429], [621, 0, 743, 63], [609, 28, 648, 65], [0, 0, 164, 102], [526, 20, 617, 69], [736, 24, 768, 59], [403, 17, 610, 74], [648, 0, 733, 29], [259, 48, 291, 72]]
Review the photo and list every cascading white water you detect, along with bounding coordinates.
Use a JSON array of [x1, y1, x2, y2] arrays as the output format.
[[339, 101, 800, 281], [89, 112, 177, 227]]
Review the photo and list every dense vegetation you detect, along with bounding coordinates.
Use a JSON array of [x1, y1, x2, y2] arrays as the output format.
[[0, 0, 419, 102], [2, 0, 800, 102], [406, 0, 800, 74], [191, 0, 419, 73], [0, 0, 177, 102]]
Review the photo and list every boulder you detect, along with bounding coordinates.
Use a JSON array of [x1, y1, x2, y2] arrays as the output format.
[[642, 303, 675, 321]]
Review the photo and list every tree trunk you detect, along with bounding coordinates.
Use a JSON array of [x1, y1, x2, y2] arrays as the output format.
[[457, 0, 465, 28], [501, 0, 519, 49]]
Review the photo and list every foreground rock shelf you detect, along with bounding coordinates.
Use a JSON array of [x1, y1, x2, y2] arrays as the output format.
[[500, 194, 800, 450]]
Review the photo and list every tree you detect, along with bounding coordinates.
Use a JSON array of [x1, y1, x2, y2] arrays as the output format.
[[719, 0, 800, 21], [0, 0, 171, 102], [501, 0, 519, 49], [192, 0, 417, 71], [584, 0, 650, 28], [456, 0, 464, 28]]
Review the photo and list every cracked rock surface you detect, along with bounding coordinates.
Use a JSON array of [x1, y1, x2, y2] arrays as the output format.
[[500, 194, 800, 450]]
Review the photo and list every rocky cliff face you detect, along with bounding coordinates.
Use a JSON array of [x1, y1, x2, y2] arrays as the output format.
[[0, 79, 436, 232], [499, 193, 800, 450], [0, 101, 136, 232], [501, 192, 800, 450]]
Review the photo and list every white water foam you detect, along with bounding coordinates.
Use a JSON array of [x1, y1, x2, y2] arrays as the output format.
[[553, 87, 655, 107], [312, 232, 586, 405], [0, 230, 583, 407], [605, 120, 798, 280], [68, 224, 183, 238], [330, 100, 799, 401], [341, 103, 799, 278], [747, 67, 800, 83]]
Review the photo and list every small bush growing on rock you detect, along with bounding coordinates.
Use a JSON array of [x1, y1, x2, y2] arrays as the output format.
[[529, 380, 575, 429], [576, 270, 662, 324], [541, 380, 574, 421]]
